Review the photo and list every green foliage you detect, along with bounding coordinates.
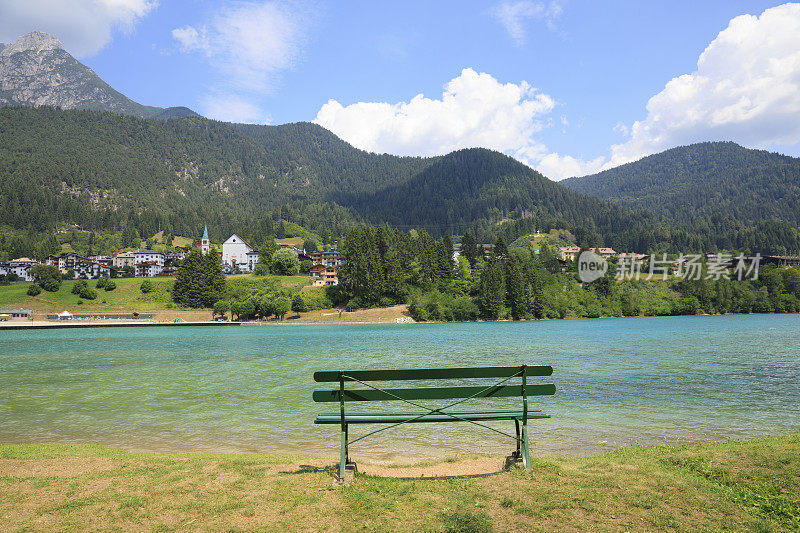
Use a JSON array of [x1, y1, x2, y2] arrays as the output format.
[[299, 259, 312, 274], [563, 141, 800, 254], [139, 279, 154, 294], [253, 262, 270, 276], [72, 280, 87, 295], [271, 248, 300, 276], [273, 296, 290, 319], [95, 277, 107, 289], [172, 249, 226, 308], [26, 283, 41, 296], [291, 293, 307, 313], [213, 299, 230, 319], [31, 264, 62, 292], [408, 290, 479, 322], [231, 300, 256, 321], [79, 286, 97, 300], [104, 281, 116, 291]]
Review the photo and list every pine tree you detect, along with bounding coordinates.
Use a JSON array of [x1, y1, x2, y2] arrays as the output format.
[[461, 232, 478, 267], [479, 260, 505, 320], [173, 248, 226, 308]]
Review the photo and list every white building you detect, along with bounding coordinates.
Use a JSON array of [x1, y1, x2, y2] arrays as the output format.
[[2, 258, 38, 281], [221, 234, 259, 272], [134, 250, 164, 277]]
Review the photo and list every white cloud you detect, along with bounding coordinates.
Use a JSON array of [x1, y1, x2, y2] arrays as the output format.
[[0, 0, 156, 57], [314, 68, 556, 162], [172, 1, 308, 92], [607, 2, 800, 169], [199, 93, 271, 124], [490, 1, 562, 45]]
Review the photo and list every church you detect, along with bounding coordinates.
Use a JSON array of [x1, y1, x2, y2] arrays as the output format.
[[200, 226, 260, 273]]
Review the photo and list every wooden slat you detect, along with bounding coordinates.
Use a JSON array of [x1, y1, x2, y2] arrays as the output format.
[[312, 383, 556, 402], [313, 365, 553, 382], [314, 410, 550, 424]]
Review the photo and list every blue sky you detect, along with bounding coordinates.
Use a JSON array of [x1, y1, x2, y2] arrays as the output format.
[[2, 1, 799, 179]]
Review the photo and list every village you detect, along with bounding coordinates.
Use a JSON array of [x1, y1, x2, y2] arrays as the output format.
[[0, 225, 342, 287]]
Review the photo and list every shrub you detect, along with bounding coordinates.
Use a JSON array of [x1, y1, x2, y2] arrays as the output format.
[[96, 277, 108, 289], [140, 279, 154, 293], [104, 281, 116, 291], [79, 286, 97, 300], [378, 296, 395, 307], [253, 262, 270, 276], [300, 259, 313, 274], [40, 277, 61, 292], [31, 264, 62, 292], [27, 283, 42, 296], [72, 280, 88, 295]]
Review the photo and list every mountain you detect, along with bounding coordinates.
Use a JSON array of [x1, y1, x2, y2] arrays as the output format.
[[0, 105, 686, 255], [0, 31, 197, 119], [561, 142, 800, 228]]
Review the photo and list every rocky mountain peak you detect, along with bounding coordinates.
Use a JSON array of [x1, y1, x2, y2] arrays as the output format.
[[1, 31, 64, 56]]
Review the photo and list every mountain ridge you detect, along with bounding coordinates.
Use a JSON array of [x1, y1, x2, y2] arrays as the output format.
[[0, 31, 197, 119]]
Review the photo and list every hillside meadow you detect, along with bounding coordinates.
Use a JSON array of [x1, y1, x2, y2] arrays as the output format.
[[0, 275, 316, 318], [0, 433, 797, 531]]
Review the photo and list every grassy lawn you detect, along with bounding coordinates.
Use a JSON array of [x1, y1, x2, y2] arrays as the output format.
[[0, 278, 175, 313], [0, 433, 796, 531]]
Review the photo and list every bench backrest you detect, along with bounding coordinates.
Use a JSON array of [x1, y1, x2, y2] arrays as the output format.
[[312, 365, 555, 403]]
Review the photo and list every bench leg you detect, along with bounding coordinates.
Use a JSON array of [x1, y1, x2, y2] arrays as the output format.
[[339, 424, 348, 481], [514, 419, 521, 455], [521, 423, 531, 472]]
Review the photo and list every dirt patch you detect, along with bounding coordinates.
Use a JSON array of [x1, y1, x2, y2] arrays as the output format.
[[0, 457, 114, 478], [358, 457, 505, 478]]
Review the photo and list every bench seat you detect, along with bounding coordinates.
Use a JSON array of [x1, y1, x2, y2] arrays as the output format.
[[315, 409, 549, 424]]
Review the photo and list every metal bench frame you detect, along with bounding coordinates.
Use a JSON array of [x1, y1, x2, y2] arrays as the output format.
[[313, 365, 555, 479]]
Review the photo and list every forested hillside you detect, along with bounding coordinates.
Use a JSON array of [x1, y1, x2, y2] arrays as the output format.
[[562, 141, 800, 232], [0, 106, 672, 253], [2, 107, 799, 259]]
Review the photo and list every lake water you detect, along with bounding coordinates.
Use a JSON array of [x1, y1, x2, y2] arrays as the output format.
[[1, 314, 798, 462]]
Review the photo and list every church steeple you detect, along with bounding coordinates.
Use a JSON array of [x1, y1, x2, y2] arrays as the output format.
[[201, 225, 210, 255]]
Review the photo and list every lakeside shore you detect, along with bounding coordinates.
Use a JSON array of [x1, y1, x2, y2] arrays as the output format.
[[1, 433, 797, 531]]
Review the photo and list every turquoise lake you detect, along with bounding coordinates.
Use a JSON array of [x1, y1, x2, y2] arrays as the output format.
[[1, 314, 798, 462]]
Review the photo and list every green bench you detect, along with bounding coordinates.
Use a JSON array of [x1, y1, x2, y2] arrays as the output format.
[[313, 365, 555, 480]]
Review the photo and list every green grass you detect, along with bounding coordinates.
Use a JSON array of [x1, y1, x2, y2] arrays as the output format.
[[0, 433, 797, 531], [0, 274, 316, 315]]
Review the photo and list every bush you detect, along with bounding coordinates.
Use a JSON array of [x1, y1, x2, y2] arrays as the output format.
[[140, 279, 154, 293], [300, 259, 313, 274], [79, 286, 97, 300], [253, 262, 270, 276], [104, 281, 116, 291], [27, 283, 42, 296], [40, 277, 61, 292], [96, 277, 108, 289], [31, 264, 62, 292], [62, 269, 75, 280], [378, 296, 395, 307], [72, 280, 87, 295], [271, 248, 300, 276]]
